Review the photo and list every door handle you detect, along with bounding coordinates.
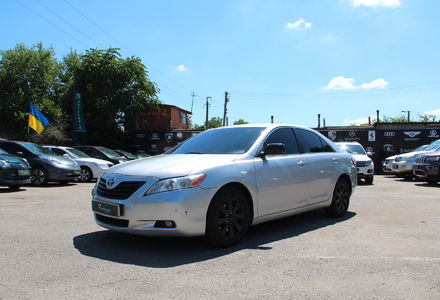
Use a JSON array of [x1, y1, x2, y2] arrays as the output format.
[[332, 157, 339, 163], [297, 160, 305, 167]]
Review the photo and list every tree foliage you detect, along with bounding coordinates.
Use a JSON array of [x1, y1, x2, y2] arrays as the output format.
[[233, 119, 249, 125]]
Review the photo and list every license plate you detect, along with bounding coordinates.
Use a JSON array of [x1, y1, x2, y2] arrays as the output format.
[[92, 200, 121, 217], [18, 169, 30, 176]]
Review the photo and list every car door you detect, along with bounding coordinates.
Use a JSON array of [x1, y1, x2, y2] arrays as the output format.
[[294, 129, 337, 205], [253, 127, 309, 216]]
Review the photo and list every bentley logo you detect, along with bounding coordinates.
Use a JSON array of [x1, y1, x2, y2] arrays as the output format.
[[403, 131, 421, 138], [106, 177, 117, 189]]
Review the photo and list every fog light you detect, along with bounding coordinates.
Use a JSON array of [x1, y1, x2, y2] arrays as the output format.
[[154, 220, 176, 228]]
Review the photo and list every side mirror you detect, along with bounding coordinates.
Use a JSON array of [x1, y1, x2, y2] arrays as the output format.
[[260, 143, 286, 157], [63, 154, 70, 158], [366, 151, 372, 157]]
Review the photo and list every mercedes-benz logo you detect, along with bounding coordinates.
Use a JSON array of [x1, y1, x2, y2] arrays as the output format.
[[106, 177, 117, 189]]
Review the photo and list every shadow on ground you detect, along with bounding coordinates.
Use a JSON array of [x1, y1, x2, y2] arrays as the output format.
[[73, 210, 356, 268], [0, 187, 27, 193]]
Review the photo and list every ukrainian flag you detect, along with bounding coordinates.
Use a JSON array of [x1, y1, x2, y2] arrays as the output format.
[[28, 102, 49, 134]]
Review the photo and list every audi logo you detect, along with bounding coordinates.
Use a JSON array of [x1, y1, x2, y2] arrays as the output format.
[[384, 132, 395, 137]]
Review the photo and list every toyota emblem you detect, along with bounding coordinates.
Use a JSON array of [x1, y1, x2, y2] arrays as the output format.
[[106, 177, 117, 189]]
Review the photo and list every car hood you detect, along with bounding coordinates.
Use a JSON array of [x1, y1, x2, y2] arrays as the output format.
[[352, 154, 372, 162], [397, 150, 428, 159], [0, 154, 27, 164], [106, 154, 240, 178], [73, 157, 112, 165]]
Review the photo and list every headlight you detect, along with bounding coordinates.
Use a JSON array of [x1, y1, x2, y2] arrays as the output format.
[[144, 174, 207, 196], [93, 162, 109, 169], [0, 159, 11, 168], [426, 156, 440, 162]]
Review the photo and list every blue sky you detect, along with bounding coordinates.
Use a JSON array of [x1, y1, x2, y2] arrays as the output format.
[[2, 0, 440, 127]]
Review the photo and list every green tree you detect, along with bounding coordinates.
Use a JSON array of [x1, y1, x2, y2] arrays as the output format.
[[0, 43, 62, 138], [418, 114, 438, 122], [62, 48, 160, 145], [233, 119, 249, 125]]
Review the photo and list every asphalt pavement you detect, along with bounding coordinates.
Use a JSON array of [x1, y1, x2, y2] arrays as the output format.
[[0, 176, 439, 299]]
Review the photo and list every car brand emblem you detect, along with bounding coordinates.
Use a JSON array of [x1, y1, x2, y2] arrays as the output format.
[[403, 131, 421, 138], [106, 177, 117, 189], [176, 132, 183, 140], [428, 130, 439, 138], [348, 131, 356, 137], [165, 133, 174, 143], [384, 132, 395, 137], [368, 130, 376, 142], [366, 147, 374, 153], [383, 144, 394, 152], [328, 131, 337, 141]]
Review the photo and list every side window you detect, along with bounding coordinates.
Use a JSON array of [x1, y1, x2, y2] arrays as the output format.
[[0, 143, 23, 155], [51, 148, 66, 156], [320, 138, 335, 152], [295, 129, 329, 153], [264, 128, 299, 154]]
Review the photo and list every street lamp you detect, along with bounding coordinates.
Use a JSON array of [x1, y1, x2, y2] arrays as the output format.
[[401, 110, 410, 122]]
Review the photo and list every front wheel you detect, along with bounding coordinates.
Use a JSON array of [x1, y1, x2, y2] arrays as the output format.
[[325, 178, 351, 217], [31, 168, 48, 186], [365, 176, 374, 185], [79, 166, 92, 182], [205, 187, 250, 247]]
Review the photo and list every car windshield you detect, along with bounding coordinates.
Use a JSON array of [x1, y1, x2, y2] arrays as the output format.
[[96, 146, 122, 159], [412, 145, 427, 152], [172, 127, 265, 154], [337, 144, 366, 155], [0, 148, 9, 155], [65, 147, 90, 158], [424, 140, 440, 151], [20, 142, 56, 156], [117, 150, 137, 159]]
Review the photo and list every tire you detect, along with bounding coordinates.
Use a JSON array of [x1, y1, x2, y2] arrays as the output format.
[[325, 178, 351, 217], [205, 187, 250, 247], [426, 179, 438, 184], [365, 176, 374, 185], [403, 174, 413, 181], [79, 166, 92, 182], [31, 167, 48, 186], [8, 185, 21, 190]]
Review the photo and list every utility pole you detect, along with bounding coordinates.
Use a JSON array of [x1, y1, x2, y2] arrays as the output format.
[[402, 110, 410, 122], [317, 114, 321, 128], [223, 92, 229, 126], [190, 92, 196, 114], [205, 97, 211, 129], [271, 116, 274, 124]]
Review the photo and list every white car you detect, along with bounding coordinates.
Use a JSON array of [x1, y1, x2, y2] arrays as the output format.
[[392, 140, 440, 179], [45, 146, 113, 182], [336, 142, 374, 184], [91, 124, 357, 247]]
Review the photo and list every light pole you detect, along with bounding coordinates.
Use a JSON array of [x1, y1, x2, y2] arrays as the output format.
[[402, 110, 410, 122]]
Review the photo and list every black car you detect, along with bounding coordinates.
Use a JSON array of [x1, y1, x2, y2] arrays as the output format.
[[113, 149, 139, 160], [74, 146, 127, 165], [0, 147, 31, 189], [0, 140, 81, 185], [413, 152, 440, 184]]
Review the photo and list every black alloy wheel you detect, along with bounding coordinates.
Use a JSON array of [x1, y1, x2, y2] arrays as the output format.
[[79, 166, 92, 182], [206, 187, 250, 247], [31, 168, 48, 186], [325, 178, 351, 217]]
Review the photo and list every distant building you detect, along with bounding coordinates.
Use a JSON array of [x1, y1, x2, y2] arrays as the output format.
[[136, 104, 191, 132]]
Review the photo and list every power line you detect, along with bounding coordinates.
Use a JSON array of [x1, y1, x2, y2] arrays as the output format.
[[15, 0, 89, 48], [34, 0, 103, 48]]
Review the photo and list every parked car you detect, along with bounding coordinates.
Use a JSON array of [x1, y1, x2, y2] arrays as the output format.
[[0, 147, 31, 189], [392, 140, 440, 179], [44, 146, 113, 182], [0, 140, 81, 185], [113, 149, 139, 160], [413, 151, 440, 184], [73, 146, 127, 165], [91, 124, 357, 247], [382, 144, 428, 174], [336, 142, 374, 184]]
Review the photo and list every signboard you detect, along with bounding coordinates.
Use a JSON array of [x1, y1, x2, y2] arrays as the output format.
[[73, 92, 86, 133]]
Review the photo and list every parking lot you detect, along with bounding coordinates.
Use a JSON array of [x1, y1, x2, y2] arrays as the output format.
[[0, 175, 439, 299]]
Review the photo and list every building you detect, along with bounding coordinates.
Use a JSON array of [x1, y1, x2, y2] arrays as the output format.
[[136, 104, 191, 132]]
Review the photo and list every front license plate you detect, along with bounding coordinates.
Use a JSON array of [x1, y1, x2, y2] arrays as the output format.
[[18, 169, 30, 176], [92, 200, 121, 217]]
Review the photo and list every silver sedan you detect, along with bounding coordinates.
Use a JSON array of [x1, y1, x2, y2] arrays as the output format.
[[91, 124, 357, 247]]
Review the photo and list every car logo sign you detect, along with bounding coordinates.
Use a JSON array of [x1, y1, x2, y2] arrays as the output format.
[[106, 177, 117, 189], [403, 131, 421, 138]]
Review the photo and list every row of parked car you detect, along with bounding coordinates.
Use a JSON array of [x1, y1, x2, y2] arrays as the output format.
[[382, 139, 440, 184], [0, 140, 148, 189]]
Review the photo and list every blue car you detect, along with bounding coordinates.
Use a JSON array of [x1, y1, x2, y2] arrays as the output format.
[[0, 147, 31, 190]]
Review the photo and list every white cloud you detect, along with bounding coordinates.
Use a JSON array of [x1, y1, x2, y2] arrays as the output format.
[[323, 76, 356, 90], [353, 0, 401, 7], [285, 17, 312, 31], [176, 65, 188, 72], [360, 78, 389, 89], [324, 76, 389, 90], [343, 116, 377, 125], [423, 109, 440, 116]]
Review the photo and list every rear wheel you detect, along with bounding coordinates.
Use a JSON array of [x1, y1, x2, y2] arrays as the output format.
[[325, 178, 351, 217], [205, 187, 250, 247], [79, 166, 92, 182], [365, 176, 374, 185], [31, 168, 48, 186]]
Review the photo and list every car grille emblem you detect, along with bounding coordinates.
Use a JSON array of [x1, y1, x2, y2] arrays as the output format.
[[106, 177, 117, 189]]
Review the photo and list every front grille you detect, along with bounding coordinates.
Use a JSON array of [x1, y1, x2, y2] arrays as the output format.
[[97, 178, 145, 200], [95, 214, 129, 227], [416, 157, 427, 164], [356, 161, 370, 167]]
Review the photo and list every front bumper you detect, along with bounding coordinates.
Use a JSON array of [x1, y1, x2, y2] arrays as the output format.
[[47, 166, 81, 181], [391, 161, 414, 174], [356, 165, 374, 178], [0, 167, 31, 185], [413, 164, 440, 181], [92, 178, 217, 237]]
